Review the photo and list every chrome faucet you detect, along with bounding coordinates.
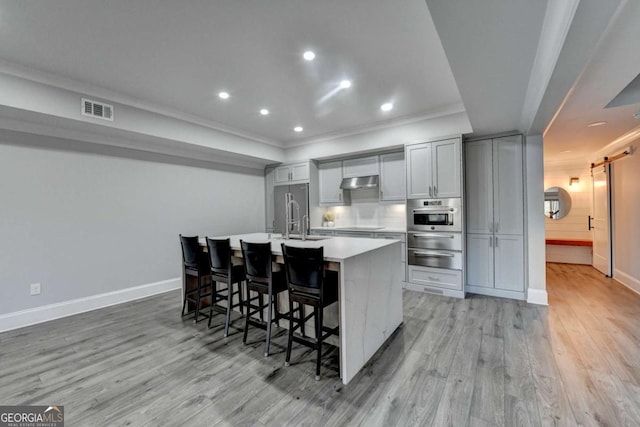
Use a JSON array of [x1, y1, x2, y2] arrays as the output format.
[[285, 192, 300, 240]]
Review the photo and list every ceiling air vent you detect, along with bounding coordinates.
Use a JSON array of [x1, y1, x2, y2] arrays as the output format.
[[81, 98, 114, 121]]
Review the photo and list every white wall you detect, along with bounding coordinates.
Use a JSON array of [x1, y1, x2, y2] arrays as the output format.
[[526, 135, 547, 305], [612, 140, 640, 294], [0, 132, 265, 316]]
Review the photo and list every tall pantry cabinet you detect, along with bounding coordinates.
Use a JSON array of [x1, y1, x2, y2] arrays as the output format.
[[464, 134, 525, 300]]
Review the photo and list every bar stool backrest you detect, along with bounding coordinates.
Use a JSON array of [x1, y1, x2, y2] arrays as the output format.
[[206, 238, 232, 275], [281, 244, 323, 297], [180, 235, 202, 268], [240, 240, 272, 285]]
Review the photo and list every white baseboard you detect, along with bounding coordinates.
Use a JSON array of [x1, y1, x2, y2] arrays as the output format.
[[0, 278, 181, 333], [527, 288, 549, 306], [614, 269, 640, 296]]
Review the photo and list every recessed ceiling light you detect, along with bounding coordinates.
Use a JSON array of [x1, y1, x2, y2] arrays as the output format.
[[587, 121, 607, 127], [294, 126, 304, 132], [260, 109, 269, 116], [561, 150, 572, 153], [218, 91, 230, 100], [303, 51, 315, 61], [380, 102, 393, 112], [339, 80, 352, 89]]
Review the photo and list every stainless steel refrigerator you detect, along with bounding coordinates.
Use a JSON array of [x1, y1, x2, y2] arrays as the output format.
[[273, 183, 309, 235]]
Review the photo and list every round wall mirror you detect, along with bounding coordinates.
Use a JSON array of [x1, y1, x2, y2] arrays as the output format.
[[544, 187, 572, 219]]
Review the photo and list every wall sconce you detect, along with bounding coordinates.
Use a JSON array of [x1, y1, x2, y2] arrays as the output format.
[[569, 177, 580, 186]]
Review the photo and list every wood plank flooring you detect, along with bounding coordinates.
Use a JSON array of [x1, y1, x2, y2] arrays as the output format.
[[1, 263, 639, 426]]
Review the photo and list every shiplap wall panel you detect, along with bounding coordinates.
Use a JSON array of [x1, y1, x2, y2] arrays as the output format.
[[544, 161, 592, 241]]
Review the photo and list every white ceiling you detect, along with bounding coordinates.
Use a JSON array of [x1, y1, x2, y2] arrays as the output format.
[[0, 0, 462, 146], [543, 0, 640, 162], [0, 0, 638, 164]]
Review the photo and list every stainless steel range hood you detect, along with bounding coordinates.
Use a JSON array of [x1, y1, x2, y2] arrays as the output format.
[[339, 175, 379, 190]]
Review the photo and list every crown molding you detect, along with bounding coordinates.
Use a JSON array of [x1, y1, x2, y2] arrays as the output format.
[[0, 59, 284, 149], [283, 103, 467, 148]]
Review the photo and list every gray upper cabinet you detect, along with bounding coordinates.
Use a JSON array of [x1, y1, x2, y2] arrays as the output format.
[[432, 139, 462, 198], [406, 138, 461, 199], [380, 152, 406, 202], [318, 161, 349, 205], [274, 162, 310, 184]]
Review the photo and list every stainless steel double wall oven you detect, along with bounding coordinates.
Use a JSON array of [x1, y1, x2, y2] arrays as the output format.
[[407, 198, 463, 270]]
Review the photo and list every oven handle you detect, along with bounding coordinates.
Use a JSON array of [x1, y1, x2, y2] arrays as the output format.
[[412, 251, 455, 257], [413, 233, 456, 239], [412, 208, 455, 213]]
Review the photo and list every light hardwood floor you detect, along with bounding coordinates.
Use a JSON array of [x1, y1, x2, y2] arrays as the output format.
[[1, 263, 639, 426]]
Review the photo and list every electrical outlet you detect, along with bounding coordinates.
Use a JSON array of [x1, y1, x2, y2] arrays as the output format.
[[30, 283, 41, 295]]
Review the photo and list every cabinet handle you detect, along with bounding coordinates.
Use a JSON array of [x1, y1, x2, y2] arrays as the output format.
[[339, 193, 342, 202], [414, 233, 455, 239], [489, 236, 493, 247], [413, 251, 454, 257], [495, 236, 498, 247], [428, 186, 432, 197], [495, 222, 499, 233], [428, 276, 440, 282], [434, 186, 437, 196], [489, 222, 493, 232]]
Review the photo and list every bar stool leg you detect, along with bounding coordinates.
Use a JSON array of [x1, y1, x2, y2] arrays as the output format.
[[299, 303, 306, 337], [284, 298, 294, 367], [238, 281, 244, 315], [194, 277, 203, 323], [242, 290, 251, 345], [223, 279, 233, 337], [181, 272, 188, 316], [264, 289, 273, 357], [315, 305, 323, 381], [273, 294, 280, 328], [259, 294, 264, 322]]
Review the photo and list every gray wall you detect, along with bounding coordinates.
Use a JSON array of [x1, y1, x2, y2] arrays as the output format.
[[0, 134, 265, 315]]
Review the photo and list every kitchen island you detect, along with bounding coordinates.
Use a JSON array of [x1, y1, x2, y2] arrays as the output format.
[[201, 233, 403, 384]]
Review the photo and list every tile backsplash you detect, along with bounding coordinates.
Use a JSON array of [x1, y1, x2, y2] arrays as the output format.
[[322, 200, 406, 229]]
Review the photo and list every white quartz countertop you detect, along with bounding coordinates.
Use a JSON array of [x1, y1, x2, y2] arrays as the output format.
[[201, 233, 400, 262], [310, 226, 406, 233]]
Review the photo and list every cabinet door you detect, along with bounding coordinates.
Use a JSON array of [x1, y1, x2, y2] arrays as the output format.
[[432, 138, 461, 198], [493, 135, 524, 235], [291, 162, 310, 182], [465, 140, 493, 234], [494, 235, 524, 291], [380, 152, 406, 202], [274, 165, 291, 183], [318, 161, 344, 205], [406, 143, 432, 199], [466, 234, 494, 288], [343, 155, 379, 178]]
